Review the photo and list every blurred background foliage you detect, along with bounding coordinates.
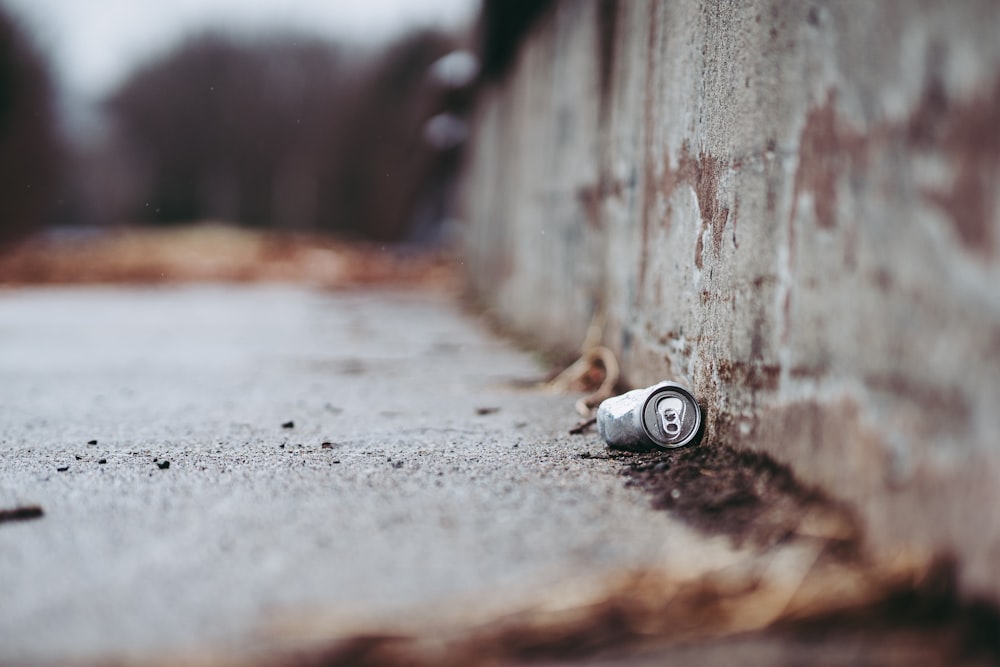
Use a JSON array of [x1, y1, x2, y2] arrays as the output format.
[[0, 3, 469, 246], [0, 7, 59, 246]]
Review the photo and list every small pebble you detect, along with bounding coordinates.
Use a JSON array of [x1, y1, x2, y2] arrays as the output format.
[[87, 440, 97, 446], [321, 442, 334, 449], [157, 461, 170, 470], [282, 421, 295, 429], [56, 466, 69, 472], [98, 459, 107, 465]]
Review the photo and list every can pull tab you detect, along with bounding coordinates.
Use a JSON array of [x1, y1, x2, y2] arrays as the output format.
[[657, 396, 685, 438]]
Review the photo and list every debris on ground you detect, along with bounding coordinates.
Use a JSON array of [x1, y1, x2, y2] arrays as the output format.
[[475, 406, 500, 415], [619, 442, 860, 553], [544, 316, 622, 416], [282, 421, 295, 429], [568, 416, 597, 435], [0, 506, 44, 524], [157, 461, 171, 470]]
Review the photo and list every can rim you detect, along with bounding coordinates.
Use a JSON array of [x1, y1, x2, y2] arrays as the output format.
[[640, 382, 703, 449]]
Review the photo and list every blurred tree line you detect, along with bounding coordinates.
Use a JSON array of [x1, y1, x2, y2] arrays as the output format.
[[103, 30, 458, 241], [0, 7, 59, 246], [0, 3, 470, 245]]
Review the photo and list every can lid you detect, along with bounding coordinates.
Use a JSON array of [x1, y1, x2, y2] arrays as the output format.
[[640, 383, 702, 449]]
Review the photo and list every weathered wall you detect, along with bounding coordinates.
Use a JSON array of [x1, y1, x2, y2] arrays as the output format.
[[461, 0, 1000, 599]]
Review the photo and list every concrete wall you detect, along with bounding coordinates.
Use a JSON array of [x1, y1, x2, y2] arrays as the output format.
[[461, 0, 1000, 599]]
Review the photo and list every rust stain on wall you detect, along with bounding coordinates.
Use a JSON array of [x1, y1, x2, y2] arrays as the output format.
[[576, 176, 624, 230], [659, 143, 731, 270], [636, 12, 659, 302], [790, 90, 866, 231], [716, 359, 782, 393], [910, 74, 1000, 257], [793, 78, 1000, 258], [865, 373, 971, 435]]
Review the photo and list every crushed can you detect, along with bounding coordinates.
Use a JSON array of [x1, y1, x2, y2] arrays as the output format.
[[596, 381, 703, 451]]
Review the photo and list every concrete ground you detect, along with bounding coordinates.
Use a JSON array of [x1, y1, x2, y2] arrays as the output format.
[[0, 285, 750, 665], [3, 284, 991, 667]]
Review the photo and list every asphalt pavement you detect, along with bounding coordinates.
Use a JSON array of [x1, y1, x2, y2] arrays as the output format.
[[0, 285, 743, 664]]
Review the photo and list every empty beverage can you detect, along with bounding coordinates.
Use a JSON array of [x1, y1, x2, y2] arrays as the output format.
[[596, 381, 703, 450]]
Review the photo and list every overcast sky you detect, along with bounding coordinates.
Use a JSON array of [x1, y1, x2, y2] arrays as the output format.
[[2, 0, 477, 102]]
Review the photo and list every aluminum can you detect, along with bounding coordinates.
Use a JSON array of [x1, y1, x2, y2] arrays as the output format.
[[596, 381, 703, 450]]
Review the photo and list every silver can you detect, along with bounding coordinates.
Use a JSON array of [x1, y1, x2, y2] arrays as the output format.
[[596, 381, 703, 450]]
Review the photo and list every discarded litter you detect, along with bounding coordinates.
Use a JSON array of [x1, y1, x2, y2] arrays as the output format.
[[597, 381, 703, 450], [0, 505, 44, 524], [568, 417, 597, 435]]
